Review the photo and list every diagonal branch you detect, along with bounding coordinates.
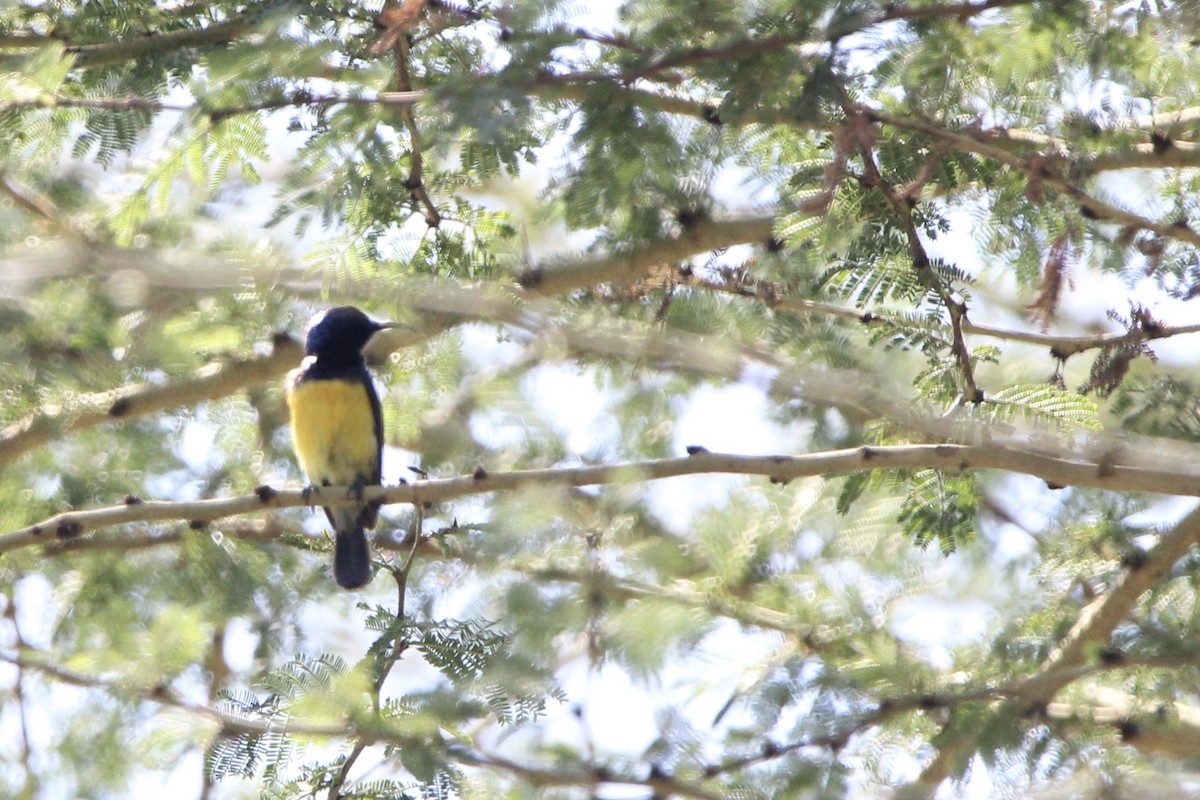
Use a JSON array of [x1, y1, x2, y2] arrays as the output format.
[[0, 336, 303, 465], [64, 15, 266, 69], [902, 501, 1200, 798], [0, 214, 772, 462], [518, 216, 776, 295]]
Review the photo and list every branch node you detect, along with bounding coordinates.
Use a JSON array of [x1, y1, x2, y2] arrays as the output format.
[[1120, 548, 1148, 570], [108, 397, 132, 417]]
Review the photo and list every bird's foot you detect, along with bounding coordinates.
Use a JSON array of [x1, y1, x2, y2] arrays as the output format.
[[348, 475, 368, 503], [302, 484, 319, 506]]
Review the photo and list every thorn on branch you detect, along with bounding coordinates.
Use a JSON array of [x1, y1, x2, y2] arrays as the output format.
[[123, 494, 143, 505], [1120, 548, 1148, 570], [56, 518, 82, 538], [1150, 132, 1173, 153], [676, 207, 708, 229], [108, 397, 132, 417], [918, 694, 943, 710], [472, 466, 487, 480], [685, 445, 709, 455], [516, 267, 543, 289], [253, 485, 277, 503], [701, 103, 722, 126]]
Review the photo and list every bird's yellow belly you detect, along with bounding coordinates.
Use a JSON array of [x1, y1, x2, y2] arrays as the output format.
[[287, 378, 378, 485]]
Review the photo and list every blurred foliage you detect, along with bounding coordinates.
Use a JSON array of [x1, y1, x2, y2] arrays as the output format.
[[1, 1, 1200, 799]]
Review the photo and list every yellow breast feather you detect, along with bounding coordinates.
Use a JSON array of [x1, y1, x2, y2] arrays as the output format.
[[287, 377, 379, 485]]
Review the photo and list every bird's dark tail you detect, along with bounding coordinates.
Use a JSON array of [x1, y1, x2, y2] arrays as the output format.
[[329, 507, 373, 589]]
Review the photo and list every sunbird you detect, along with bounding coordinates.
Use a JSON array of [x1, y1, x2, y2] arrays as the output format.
[[286, 306, 400, 588]]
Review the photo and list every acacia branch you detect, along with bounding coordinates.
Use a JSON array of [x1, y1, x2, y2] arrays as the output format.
[[518, 216, 776, 295], [0, 648, 348, 738], [390, 35, 441, 227], [1048, 684, 1200, 759], [8, 443, 1200, 551], [685, 271, 1200, 357], [904, 501, 1200, 797], [65, 16, 264, 69], [839, 99, 983, 404], [1020, 503, 1200, 706], [1, 214, 769, 461], [2, 646, 718, 799], [451, 748, 724, 800], [523, 566, 805, 639], [860, 105, 1200, 250], [0, 91, 426, 118], [0, 336, 303, 464]]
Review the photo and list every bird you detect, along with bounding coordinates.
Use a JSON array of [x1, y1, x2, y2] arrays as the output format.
[[285, 306, 400, 589]]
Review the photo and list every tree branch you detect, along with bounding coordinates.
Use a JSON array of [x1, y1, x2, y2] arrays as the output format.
[[61, 15, 265, 69], [518, 216, 776, 295], [902, 501, 1200, 797], [8, 443, 1200, 551], [860, 105, 1200, 250], [0, 336, 303, 464], [684, 270, 1200, 357], [0, 91, 426, 118], [0, 214, 775, 463]]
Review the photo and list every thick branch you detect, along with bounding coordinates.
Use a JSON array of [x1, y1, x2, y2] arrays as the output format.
[[65, 17, 263, 69], [0, 337, 303, 465], [7, 443, 1200, 551], [519, 216, 776, 295], [903, 502, 1200, 797], [1, 215, 769, 461], [1019, 503, 1200, 706]]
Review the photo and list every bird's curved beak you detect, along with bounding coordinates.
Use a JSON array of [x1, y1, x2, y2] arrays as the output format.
[[363, 319, 414, 360]]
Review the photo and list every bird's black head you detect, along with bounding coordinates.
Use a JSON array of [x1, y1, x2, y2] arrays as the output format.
[[303, 306, 390, 362]]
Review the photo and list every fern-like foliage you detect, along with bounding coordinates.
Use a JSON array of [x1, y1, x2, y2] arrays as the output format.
[[896, 469, 980, 554], [985, 383, 1100, 431], [205, 653, 346, 785]]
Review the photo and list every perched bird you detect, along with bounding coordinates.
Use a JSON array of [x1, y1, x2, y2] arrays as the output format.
[[286, 306, 399, 589]]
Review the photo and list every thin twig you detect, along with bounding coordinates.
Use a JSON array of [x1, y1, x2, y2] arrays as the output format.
[[392, 36, 441, 227]]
